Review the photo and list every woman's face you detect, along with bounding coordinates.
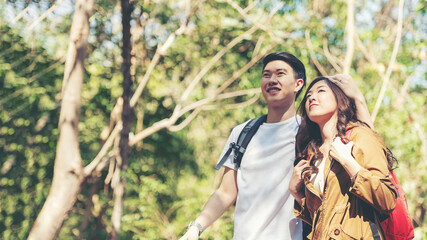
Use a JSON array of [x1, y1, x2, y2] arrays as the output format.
[[305, 80, 338, 125]]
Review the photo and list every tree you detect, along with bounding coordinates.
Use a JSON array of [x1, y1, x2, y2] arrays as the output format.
[[28, 0, 95, 239], [1, 0, 425, 239]]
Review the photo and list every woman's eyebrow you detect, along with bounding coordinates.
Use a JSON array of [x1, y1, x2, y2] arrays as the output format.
[[307, 84, 328, 94], [315, 84, 328, 89]]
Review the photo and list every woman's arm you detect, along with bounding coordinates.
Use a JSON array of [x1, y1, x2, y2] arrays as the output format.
[[290, 160, 314, 225], [329, 138, 361, 182], [328, 74, 374, 129], [289, 160, 308, 206], [330, 127, 396, 214]]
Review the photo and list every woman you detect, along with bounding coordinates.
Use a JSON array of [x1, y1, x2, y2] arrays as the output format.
[[289, 77, 397, 239]]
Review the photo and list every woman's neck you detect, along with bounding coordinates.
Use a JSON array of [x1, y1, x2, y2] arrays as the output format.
[[317, 117, 338, 154]]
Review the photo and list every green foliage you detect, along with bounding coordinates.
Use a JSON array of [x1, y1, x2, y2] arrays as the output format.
[[1, 0, 426, 239], [0, 24, 60, 239]]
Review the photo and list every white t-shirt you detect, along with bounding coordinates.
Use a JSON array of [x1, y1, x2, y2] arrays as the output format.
[[217, 116, 303, 240]]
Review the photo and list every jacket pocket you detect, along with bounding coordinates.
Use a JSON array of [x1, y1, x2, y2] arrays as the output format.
[[327, 205, 360, 240], [327, 224, 357, 240]]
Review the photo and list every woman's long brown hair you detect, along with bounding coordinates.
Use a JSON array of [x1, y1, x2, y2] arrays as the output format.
[[295, 77, 397, 179], [295, 77, 358, 178]]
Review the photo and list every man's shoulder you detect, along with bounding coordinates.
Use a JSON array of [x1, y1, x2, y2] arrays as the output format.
[[234, 118, 253, 129], [231, 116, 262, 132]]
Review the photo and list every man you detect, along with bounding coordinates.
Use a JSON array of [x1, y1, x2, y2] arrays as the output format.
[[179, 52, 372, 239]]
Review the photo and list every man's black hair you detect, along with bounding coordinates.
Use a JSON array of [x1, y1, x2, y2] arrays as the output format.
[[262, 52, 306, 99]]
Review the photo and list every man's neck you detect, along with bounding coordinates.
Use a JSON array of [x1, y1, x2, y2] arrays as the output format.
[[266, 105, 297, 123]]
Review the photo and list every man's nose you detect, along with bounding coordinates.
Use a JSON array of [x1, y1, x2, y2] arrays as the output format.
[[268, 74, 278, 85]]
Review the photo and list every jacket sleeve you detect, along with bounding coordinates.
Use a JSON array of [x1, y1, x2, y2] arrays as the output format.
[[294, 197, 313, 225], [349, 127, 397, 214]]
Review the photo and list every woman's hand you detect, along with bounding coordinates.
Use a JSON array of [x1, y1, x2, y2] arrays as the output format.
[[330, 137, 361, 180], [289, 160, 308, 206], [330, 137, 355, 164]]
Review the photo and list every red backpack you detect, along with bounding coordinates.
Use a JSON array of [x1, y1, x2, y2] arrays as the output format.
[[380, 171, 414, 239], [346, 128, 414, 240]]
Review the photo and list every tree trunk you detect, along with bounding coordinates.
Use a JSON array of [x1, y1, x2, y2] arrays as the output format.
[[110, 0, 134, 239], [28, 0, 95, 239]]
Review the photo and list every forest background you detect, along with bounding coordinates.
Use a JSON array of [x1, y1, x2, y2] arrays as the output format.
[[0, 0, 426, 239]]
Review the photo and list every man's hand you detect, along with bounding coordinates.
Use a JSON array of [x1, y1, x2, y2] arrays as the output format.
[[179, 226, 199, 240], [327, 74, 363, 100], [328, 74, 374, 129]]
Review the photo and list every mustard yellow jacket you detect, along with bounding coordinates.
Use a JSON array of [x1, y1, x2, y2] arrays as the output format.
[[294, 122, 397, 240]]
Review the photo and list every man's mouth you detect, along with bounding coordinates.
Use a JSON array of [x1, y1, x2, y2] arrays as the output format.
[[266, 87, 281, 93]]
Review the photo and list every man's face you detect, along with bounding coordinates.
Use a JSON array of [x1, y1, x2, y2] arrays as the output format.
[[261, 60, 301, 108]]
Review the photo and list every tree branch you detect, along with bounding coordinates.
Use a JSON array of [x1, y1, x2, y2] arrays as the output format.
[[177, 0, 283, 111], [371, 0, 405, 121], [12, 4, 30, 23], [412, 113, 427, 163], [305, 29, 328, 76], [394, 69, 417, 109], [355, 31, 382, 75], [322, 38, 342, 72], [84, 122, 122, 177], [129, 88, 261, 145], [223, 93, 260, 110], [130, 2, 191, 108], [167, 108, 202, 132], [225, 0, 273, 38], [343, 0, 355, 74], [178, 25, 259, 106], [26, 0, 65, 31], [216, 45, 273, 94]]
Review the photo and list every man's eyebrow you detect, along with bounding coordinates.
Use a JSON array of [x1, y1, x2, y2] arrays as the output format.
[[262, 68, 288, 73]]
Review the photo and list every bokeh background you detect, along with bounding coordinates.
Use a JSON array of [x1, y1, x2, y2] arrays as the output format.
[[0, 0, 426, 239]]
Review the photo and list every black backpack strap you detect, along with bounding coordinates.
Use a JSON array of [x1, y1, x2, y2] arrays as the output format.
[[215, 115, 267, 170]]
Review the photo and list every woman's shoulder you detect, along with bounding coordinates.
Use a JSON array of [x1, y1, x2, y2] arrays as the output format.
[[347, 122, 386, 147]]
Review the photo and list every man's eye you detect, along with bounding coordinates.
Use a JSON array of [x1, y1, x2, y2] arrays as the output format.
[[263, 74, 270, 78]]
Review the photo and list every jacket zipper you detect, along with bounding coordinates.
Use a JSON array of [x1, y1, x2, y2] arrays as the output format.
[[305, 183, 322, 238], [323, 159, 335, 191], [313, 158, 335, 238]]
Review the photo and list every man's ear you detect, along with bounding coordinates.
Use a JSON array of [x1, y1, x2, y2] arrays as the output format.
[[294, 79, 304, 92]]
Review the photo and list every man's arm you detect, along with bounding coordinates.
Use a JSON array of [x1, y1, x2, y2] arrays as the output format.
[[328, 74, 374, 129], [179, 167, 238, 239]]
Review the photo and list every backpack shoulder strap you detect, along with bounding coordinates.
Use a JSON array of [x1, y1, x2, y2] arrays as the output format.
[[215, 115, 267, 170]]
